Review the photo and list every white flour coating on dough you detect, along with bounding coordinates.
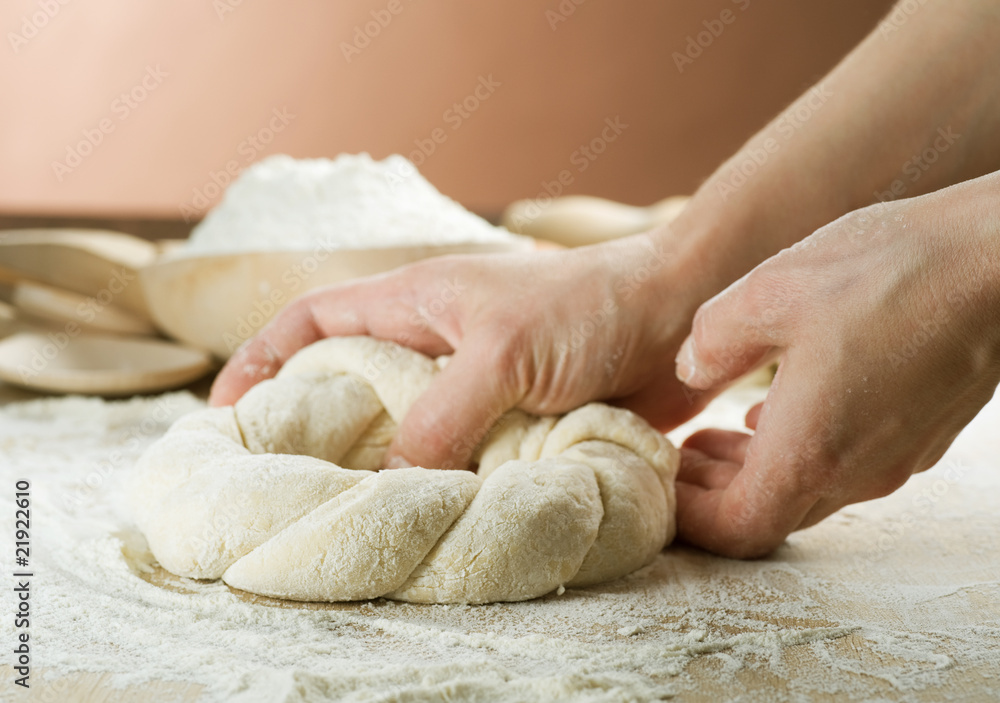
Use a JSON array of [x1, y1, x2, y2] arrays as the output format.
[[129, 337, 679, 604], [2, 388, 999, 701], [179, 153, 520, 255]]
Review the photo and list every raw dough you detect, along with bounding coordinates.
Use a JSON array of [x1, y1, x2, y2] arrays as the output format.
[[128, 337, 679, 604]]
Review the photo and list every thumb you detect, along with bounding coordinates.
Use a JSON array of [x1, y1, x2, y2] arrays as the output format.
[[384, 340, 524, 471], [675, 280, 781, 391]]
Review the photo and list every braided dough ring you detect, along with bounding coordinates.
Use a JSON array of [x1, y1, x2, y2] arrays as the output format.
[[129, 337, 679, 604]]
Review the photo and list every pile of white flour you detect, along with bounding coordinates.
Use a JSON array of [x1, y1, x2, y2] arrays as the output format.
[[1, 383, 998, 701], [182, 154, 519, 255]]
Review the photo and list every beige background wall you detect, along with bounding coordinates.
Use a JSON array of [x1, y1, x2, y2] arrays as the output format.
[[0, 0, 895, 218]]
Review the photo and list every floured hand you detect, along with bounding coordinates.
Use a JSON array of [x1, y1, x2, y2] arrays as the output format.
[[674, 174, 1000, 558]]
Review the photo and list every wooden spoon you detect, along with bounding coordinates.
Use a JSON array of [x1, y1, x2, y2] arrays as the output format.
[[500, 195, 689, 247], [0, 229, 158, 318], [11, 281, 158, 336], [0, 332, 213, 396]]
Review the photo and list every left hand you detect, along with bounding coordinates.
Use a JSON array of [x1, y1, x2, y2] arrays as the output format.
[[672, 173, 1000, 558]]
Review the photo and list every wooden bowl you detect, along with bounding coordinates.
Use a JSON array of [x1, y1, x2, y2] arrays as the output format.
[[140, 240, 533, 359]]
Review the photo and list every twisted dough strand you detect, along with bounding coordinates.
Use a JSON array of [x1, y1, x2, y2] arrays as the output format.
[[130, 337, 679, 604]]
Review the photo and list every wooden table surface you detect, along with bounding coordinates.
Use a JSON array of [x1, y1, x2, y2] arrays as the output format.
[[0, 377, 996, 703], [0, 216, 997, 701], [0, 214, 196, 243]]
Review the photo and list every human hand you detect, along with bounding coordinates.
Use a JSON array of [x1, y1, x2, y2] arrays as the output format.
[[210, 230, 721, 471], [673, 175, 1000, 558]]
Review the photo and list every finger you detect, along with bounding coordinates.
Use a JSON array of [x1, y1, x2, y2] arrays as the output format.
[[745, 402, 764, 430], [617, 375, 719, 434], [682, 429, 752, 465], [676, 449, 741, 491], [384, 338, 526, 471], [209, 275, 452, 407], [675, 359, 822, 558], [675, 475, 817, 558], [209, 298, 327, 406], [675, 275, 783, 392]]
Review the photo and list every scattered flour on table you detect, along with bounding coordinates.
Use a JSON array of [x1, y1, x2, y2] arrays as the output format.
[[1, 388, 998, 701], [180, 154, 521, 255]]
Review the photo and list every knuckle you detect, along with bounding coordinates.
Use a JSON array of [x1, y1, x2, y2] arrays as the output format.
[[741, 271, 785, 331], [403, 254, 463, 286], [487, 322, 528, 373], [690, 306, 715, 351], [738, 271, 768, 312]]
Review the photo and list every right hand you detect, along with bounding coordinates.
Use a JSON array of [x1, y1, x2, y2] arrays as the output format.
[[210, 230, 721, 471], [672, 179, 1000, 557]]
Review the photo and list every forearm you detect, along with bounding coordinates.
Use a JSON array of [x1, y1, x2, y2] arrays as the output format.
[[663, 0, 1000, 300], [947, 170, 1000, 355]]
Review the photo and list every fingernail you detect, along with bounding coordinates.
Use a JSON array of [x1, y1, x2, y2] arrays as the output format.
[[384, 455, 415, 470], [675, 338, 698, 384]]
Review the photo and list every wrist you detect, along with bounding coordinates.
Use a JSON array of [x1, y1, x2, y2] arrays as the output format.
[[910, 172, 1000, 367], [959, 174, 1000, 341], [644, 171, 811, 307]]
